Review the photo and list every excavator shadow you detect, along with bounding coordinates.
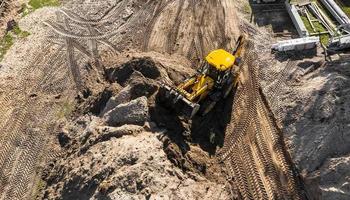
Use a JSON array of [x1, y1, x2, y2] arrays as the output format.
[[150, 89, 235, 157], [149, 97, 191, 154], [190, 92, 235, 155]]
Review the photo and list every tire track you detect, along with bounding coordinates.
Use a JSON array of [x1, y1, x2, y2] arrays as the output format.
[[263, 59, 297, 123], [0, 1, 137, 199], [44, 21, 123, 40], [166, 0, 185, 53], [87, 25, 104, 75], [0, 44, 53, 127], [142, 0, 176, 51], [230, 145, 252, 200], [220, 41, 257, 160], [258, 91, 302, 200], [220, 40, 303, 199], [253, 118, 283, 199], [0, 98, 35, 196], [0, 47, 64, 170], [243, 133, 267, 199], [63, 18, 83, 91], [0, 44, 68, 199], [2, 127, 46, 200], [192, 0, 210, 60]]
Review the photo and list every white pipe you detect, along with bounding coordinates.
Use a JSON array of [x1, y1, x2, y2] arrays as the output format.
[[285, 1, 309, 37], [320, 0, 350, 25]]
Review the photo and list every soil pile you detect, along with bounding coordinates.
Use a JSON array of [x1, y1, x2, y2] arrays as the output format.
[[40, 56, 231, 200], [260, 49, 350, 199], [238, 4, 350, 197], [281, 57, 350, 199]]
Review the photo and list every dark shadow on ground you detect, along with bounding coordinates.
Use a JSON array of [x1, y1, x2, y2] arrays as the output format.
[[274, 48, 319, 62], [190, 91, 234, 155], [150, 88, 234, 156], [249, 0, 297, 36], [149, 100, 190, 152]]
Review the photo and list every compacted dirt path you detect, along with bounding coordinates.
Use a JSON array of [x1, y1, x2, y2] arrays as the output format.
[[143, 0, 239, 59], [218, 41, 303, 199], [0, 42, 75, 199]]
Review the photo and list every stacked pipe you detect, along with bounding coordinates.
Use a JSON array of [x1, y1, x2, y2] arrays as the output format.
[[320, 0, 350, 25], [308, 2, 335, 36]]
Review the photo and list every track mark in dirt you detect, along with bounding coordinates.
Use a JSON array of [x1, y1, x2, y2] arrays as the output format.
[[165, 0, 185, 53], [262, 59, 298, 123], [142, 0, 239, 61], [87, 26, 104, 75], [0, 5, 131, 197], [0, 5, 130, 199], [64, 18, 84, 91], [45, 9, 122, 91], [0, 42, 73, 199], [142, 0, 175, 51], [218, 41, 303, 200]]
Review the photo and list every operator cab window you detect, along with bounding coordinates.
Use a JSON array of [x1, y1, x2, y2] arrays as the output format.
[[206, 64, 220, 79], [199, 62, 225, 81]]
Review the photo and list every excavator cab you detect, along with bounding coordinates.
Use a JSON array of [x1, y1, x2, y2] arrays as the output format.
[[158, 35, 245, 118]]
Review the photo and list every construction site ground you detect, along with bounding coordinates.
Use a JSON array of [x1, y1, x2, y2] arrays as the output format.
[[0, 0, 349, 200]]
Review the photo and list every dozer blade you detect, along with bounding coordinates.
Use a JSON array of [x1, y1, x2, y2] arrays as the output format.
[[158, 84, 200, 119]]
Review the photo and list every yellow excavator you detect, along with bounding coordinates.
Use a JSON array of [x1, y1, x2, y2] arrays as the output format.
[[158, 35, 245, 118]]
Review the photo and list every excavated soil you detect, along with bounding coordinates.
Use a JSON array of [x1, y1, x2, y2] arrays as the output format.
[[261, 52, 350, 199], [0, 0, 349, 199], [39, 56, 231, 200]]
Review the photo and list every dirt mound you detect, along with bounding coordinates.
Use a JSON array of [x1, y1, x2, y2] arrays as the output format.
[[2, 0, 348, 199], [40, 56, 230, 199], [259, 47, 350, 199], [103, 96, 149, 126], [281, 58, 350, 199], [44, 129, 230, 200]]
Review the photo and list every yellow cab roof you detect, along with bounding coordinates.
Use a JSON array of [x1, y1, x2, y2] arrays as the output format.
[[205, 49, 236, 71]]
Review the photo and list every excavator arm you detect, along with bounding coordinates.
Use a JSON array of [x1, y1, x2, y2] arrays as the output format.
[[233, 35, 245, 57]]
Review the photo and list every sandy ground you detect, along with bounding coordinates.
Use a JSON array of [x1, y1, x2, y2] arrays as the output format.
[[0, 1, 242, 199], [0, 0, 349, 199], [0, 0, 27, 37]]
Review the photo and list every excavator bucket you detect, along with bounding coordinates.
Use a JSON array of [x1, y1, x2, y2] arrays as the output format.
[[158, 84, 200, 119]]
